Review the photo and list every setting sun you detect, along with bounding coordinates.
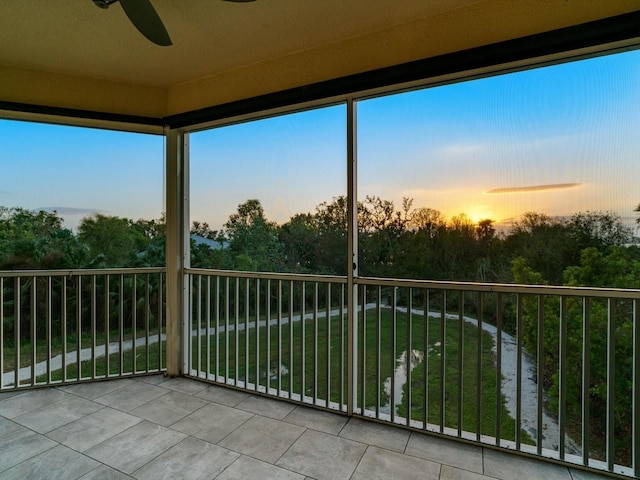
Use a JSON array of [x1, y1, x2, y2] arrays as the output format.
[[466, 205, 497, 224]]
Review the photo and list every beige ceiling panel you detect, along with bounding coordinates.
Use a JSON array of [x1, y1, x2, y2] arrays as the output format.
[[167, 0, 640, 116], [0, 67, 166, 118]]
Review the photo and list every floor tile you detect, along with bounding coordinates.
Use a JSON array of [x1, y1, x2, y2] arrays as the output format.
[[339, 417, 409, 453], [217, 456, 305, 480], [159, 377, 209, 395], [85, 421, 186, 474], [58, 379, 135, 400], [351, 445, 441, 480], [133, 437, 239, 480], [12, 395, 102, 433], [47, 407, 141, 452], [236, 395, 296, 420], [78, 465, 134, 480], [405, 432, 483, 473], [440, 465, 494, 480], [170, 402, 253, 444], [276, 429, 367, 480], [0, 444, 99, 480], [134, 374, 168, 386], [483, 449, 573, 480], [219, 415, 305, 463], [0, 388, 70, 418], [128, 390, 208, 426], [283, 406, 347, 435], [0, 416, 22, 437], [195, 384, 251, 407], [93, 381, 167, 412], [0, 427, 57, 472]]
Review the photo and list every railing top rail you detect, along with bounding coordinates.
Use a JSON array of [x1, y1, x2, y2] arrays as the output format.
[[0, 267, 166, 278], [185, 268, 640, 298], [186, 267, 348, 284], [357, 276, 640, 299]]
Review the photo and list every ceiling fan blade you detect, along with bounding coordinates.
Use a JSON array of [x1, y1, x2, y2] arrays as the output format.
[[119, 0, 172, 46]]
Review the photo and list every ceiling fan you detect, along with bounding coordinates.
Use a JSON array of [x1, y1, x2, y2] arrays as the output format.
[[92, 0, 256, 47]]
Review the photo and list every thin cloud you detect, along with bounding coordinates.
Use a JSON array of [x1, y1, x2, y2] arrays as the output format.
[[486, 183, 581, 194]]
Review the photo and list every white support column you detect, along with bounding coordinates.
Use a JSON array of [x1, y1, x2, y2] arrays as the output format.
[[346, 98, 358, 415], [165, 128, 190, 377]]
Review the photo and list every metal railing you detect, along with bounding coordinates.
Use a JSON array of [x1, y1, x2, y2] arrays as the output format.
[[186, 268, 640, 478], [0, 268, 166, 389], [186, 268, 348, 410]]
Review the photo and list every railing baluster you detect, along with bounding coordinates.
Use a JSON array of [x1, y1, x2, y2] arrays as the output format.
[[245, 278, 251, 389], [196, 275, 202, 377], [47, 276, 52, 384], [76, 275, 82, 381], [255, 278, 260, 392], [376, 285, 381, 419], [276, 279, 282, 395], [288, 280, 293, 399], [314, 281, 319, 405], [439, 290, 445, 433], [391, 286, 397, 423], [158, 273, 163, 372], [205, 276, 211, 380], [119, 274, 124, 376], [633, 297, 639, 478], [457, 291, 464, 436], [62, 276, 67, 382], [132, 274, 137, 375], [361, 284, 367, 414], [145, 273, 150, 373], [0, 277, 4, 388], [536, 294, 544, 455], [235, 277, 240, 386], [407, 288, 413, 427], [225, 277, 230, 383], [105, 275, 110, 377], [477, 292, 483, 442], [91, 275, 97, 379], [301, 281, 306, 401], [340, 284, 345, 411], [559, 296, 567, 460], [495, 292, 503, 446], [516, 293, 523, 449], [31, 276, 36, 386], [582, 297, 591, 466], [326, 283, 331, 408], [424, 288, 429, 431], [266, 279, 271, 393], [215, 276, 220, 382], [606, 298, 616, 472], [16, 277, 21, 386]]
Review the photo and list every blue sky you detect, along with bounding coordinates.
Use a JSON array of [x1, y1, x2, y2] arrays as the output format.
[[1, 49, 639, 231]]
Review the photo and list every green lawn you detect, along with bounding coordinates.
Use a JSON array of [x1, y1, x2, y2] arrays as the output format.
[[191, 305, 533, 443], [3, 326, 165, 385]]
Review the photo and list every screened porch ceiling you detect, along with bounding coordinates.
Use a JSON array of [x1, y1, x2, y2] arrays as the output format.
[[1, 0, 639, 121]]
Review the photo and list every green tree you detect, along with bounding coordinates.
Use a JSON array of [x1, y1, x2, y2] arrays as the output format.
[[223, 199, 283, 272], [0, 207, 85, 269], [78, 214, 149, 267], [279, 213, 319, 273]]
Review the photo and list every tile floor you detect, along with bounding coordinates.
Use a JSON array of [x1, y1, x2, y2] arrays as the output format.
[[0, 375, 614, 480]]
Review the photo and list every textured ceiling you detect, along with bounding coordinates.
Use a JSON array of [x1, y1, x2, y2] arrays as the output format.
[[0, 0, 480, 87], [0, 0, 638, 119]]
